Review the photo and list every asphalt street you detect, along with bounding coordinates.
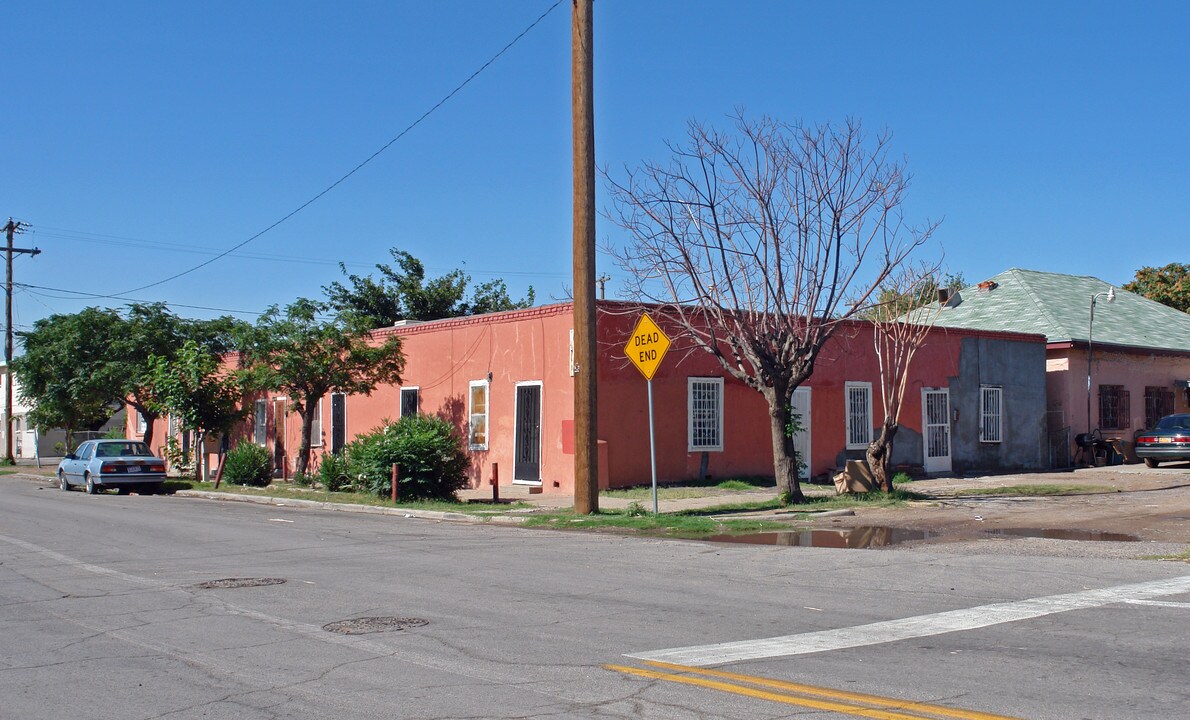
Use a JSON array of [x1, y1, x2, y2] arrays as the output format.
[[1, 476, 1186, 719]]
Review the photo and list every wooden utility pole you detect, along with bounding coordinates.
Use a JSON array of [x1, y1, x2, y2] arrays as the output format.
[[572, 0, 598, 514], [3, 218, 39, 464]]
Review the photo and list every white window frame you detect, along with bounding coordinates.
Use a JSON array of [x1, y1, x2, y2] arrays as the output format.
[[136, 411, 147, 435], [845, 381, 873, 450], [468, 380, 489, 450], [254, 399, 268, 446], [688, 377, 724, 452], [400, 386, 420, 418], [309, 398, 323, 447], [979, 385, 1003, 443]]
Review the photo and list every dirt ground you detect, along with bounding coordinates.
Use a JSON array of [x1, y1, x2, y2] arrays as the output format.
[[807, 464, 1190, 546]]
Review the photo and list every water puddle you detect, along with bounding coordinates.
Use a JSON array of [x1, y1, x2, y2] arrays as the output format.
[[706, 527, 935, 549], [985, 528, 1140, 542]]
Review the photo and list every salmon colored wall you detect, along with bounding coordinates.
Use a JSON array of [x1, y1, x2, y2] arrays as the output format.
[[595, 312, 990, 486], [1046, 345, 1190, 441]]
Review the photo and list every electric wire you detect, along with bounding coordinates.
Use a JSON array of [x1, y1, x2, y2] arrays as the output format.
[[29, 226, 567, 278], [114, 0, 565, 297], [16, 283, 295, 319]]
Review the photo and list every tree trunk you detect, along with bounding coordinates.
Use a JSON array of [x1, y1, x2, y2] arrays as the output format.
[[193, 430, 205, 482], [128, 402, 157, 447], [141, 411, 156, 448], [866, 421, 899, 492], [294, 401, 315, 477], [767, 388, 804, 504]]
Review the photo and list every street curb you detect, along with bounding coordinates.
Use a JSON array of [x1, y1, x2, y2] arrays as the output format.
[[173, 490, 529, 525]]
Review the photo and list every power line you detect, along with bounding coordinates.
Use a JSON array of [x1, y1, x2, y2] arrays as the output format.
[[28, 225, 568, 279], [16, 283, 288, 319], [116, 0, 564, 297]]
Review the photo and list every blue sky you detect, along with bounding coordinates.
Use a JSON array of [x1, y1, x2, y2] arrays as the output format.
[[2, 1, 1186, 333]]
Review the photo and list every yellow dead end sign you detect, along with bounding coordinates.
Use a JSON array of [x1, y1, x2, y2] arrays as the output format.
[[624, 312, 671, 514], [624, 312, 671, 380]]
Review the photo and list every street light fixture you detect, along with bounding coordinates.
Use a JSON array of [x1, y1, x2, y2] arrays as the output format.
[[1086, 286, 1116, 436]]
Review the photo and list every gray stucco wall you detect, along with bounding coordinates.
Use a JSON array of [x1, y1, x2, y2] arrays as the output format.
[[948, 336, 1047, 472]]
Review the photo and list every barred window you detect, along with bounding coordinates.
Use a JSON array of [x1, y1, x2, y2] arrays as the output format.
[[1143, 386, 1175, 429], [1098, 385, 1130, 430], [401, 387, 420, 418], [688, 378, 724, 451], [845, 382, 873, 449], [979, 386, 1003, 443]]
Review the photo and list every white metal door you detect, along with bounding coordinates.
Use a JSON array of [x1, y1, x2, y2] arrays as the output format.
[[791, 387, 811, 480], [922, 388, 952, 474]]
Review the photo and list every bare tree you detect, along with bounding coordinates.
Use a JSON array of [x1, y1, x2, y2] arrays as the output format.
[[865, 263, 945, 491], [606, 114, 938, 503]]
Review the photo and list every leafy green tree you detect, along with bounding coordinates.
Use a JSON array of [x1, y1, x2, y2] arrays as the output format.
[[145, 340, 245, 480], [323, 249, 534, 329], [237, 298, 405, 476], [13, 308, 125, 450], [867, 272, 965, 321], [14, 303, 248, 451], [1123, 263, 1189, 313], [117, 303, 247, 447]]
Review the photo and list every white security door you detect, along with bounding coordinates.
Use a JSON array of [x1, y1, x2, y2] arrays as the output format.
[[922, 388, 952, 474], [790, 387, 812, 480]]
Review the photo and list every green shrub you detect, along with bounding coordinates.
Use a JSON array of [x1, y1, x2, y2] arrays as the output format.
[[318, 451, 355, 492], [292, 472, 314, 488], [222, 443, 272, 487], [891, 471, 914, 486], [163, 436, 194, 477], [345, 415, 469, 501]]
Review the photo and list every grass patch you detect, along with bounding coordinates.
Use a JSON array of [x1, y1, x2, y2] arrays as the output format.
[[171, 480, 529, 514], [954, 484, 1103, 497], [1141, 548, 1190, 563], [522, 508, 790, 536], [0, 468, 19, 476], [602, 477, 773, 500]]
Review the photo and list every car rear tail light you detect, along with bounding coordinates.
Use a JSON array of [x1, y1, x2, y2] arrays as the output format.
[[148, 463, 166, 473], [100, 462, 121, 473], [1137, 436, 1156, 443]]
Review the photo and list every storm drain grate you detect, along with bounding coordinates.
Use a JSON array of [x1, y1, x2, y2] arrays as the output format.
[[193, 578, 288, 590], [322, 617, 429, 635]]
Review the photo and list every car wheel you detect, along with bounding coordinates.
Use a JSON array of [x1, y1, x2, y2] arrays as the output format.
[[58, 471, 70, 491], [1143, 458, 1160, 468], [85, 473, 97, 494]]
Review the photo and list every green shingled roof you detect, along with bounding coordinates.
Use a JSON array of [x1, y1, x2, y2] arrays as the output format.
[[930, 268, 1190, 353]]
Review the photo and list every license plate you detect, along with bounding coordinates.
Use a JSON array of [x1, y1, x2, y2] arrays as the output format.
[[1159, 437, 1173, 444], [126, 466, 141, 473]]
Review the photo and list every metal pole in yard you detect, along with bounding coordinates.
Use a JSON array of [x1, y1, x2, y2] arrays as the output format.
[[648, 378, 658, 515]]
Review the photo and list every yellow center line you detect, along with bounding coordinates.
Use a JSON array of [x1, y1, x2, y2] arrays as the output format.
[[604, 663, 1023, 720], [642, 660, 1022, 720]]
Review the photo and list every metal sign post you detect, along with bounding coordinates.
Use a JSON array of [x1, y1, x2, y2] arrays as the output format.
[[623, 313, 671, 514]]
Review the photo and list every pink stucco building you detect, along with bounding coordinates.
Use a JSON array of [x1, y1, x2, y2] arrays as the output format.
[[138, 299, 1051, 493]]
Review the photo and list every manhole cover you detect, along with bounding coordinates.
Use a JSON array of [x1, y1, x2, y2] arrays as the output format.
[[193, 578, 288, 589], [322, 617, 429, 635]]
